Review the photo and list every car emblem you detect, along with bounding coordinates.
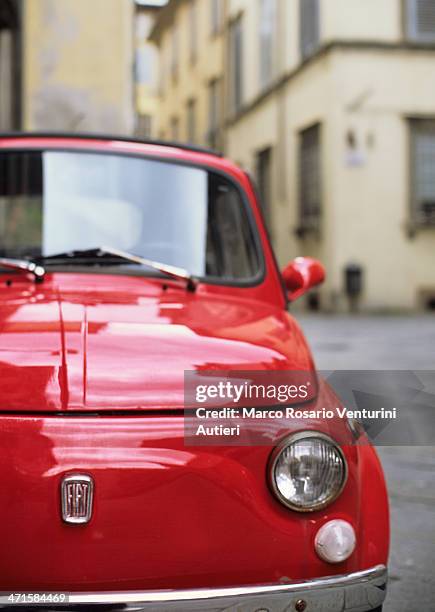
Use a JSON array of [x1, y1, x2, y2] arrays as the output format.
[[61, 474, 94, 525]]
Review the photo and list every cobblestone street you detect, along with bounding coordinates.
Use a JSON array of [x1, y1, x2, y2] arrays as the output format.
[[297, 315, 435, 612]]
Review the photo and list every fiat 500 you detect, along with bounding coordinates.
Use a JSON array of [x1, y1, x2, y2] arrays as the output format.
[[0, 134, 388, 611]]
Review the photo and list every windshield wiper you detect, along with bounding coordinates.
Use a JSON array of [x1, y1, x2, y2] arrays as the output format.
[[0, 257, 46, 283], [39, 246, 198, 291]]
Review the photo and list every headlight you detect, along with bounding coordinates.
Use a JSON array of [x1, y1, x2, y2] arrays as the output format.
[[269, 431, 347, 512]]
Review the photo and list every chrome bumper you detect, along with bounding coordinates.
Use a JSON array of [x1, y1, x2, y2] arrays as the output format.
[[0, 565, 387, 611]]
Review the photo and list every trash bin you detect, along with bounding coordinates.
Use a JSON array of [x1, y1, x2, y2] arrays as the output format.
[[344, 263, 363, 311]]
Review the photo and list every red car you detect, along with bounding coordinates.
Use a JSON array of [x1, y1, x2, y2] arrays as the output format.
[[0, 134, 388, 611]]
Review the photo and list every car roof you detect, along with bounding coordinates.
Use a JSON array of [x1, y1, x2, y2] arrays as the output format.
[[0, 132, 248, 178], [0, 132, 224, 158], [0, 131, 222, 157]]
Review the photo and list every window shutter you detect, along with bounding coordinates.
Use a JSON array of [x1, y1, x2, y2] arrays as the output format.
[[189, 1, 197, 63], [229, 17, 244, 114], [135, 115, 152, 139], [299, 124, 321, 230], [171, 23, 179, 77], [0, 30, 13, 130], [300, 0, 320, 59], [256, 148, 273, 229], [187, 99, 196, 144], [411, 120, 435, 224], [259, 0, 277, 89], [208, 80, 219, 137], [211, 0, 222, 35], [407, 0, 435, 41]]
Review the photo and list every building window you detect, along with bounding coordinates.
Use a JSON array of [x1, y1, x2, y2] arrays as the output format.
[[135, 46, 155, 87], [299, 0, 319, 60], [256, 147, 273, 230], [228, 15, 244, 115], [135, 13, 156, 88], [410, 119, 435, 225], [186, 99, 196, 144], [0, 29, 13, 130], [158, 42, 166, 94], [406, 0, 435, 41], [208, 78, 221, 148], [211, 0, 222, 35], [136, 114, 152, 139], [259, 0, 277, 90], [170, 117, 179, 141], [298, 124, 321, 233], [171, 22, 179, 78], [189, 0, 198, 63]]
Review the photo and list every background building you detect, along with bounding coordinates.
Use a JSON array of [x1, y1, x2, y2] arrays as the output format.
[[4, 0, 165, 139], [150, 0, 226, 150], [152, 0, 435, 312], [21, 0, 136, 133]]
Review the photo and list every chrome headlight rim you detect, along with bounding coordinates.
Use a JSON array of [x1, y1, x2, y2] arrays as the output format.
[[268, 430, 348, 513]]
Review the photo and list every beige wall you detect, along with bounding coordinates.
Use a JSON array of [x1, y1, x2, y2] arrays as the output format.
[[322, 0, 402, 43], [23, 0, 134, 133], [329, 48, 435, 310]]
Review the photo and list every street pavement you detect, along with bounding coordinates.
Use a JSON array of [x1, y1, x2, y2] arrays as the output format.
[[297, 315, 435, 612]]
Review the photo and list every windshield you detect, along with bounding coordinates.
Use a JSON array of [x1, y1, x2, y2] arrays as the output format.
[[0, 150, 261, 281]]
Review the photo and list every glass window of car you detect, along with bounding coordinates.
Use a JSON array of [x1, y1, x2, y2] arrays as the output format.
[[0, 150, 261, 282]]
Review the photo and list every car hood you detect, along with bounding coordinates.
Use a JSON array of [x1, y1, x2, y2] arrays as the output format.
[[0, 274, 315, 412]]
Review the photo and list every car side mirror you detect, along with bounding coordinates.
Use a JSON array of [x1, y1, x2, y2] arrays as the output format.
[[282, 257, 325, 302]]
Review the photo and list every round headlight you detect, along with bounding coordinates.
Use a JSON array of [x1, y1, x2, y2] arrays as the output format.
[[269, 432, 347, 512]]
